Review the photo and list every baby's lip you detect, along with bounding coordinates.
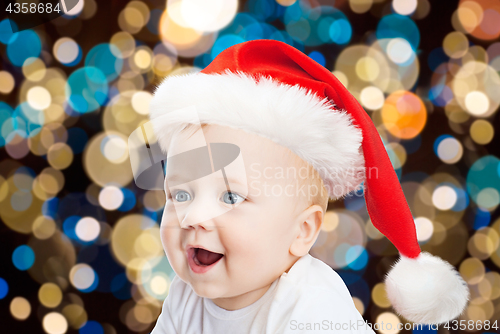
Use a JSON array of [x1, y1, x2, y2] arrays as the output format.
[[186, 244, 225, 273], [186, 244, 224, 255]]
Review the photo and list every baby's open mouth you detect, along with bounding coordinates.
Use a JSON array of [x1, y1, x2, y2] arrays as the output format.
[[193, 248, 224, 266]]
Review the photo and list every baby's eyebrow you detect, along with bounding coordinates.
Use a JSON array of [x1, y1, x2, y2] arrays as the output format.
[[214, 174, 247, 187], [165, 173, 247, 188], [165, 174, 187, 184]]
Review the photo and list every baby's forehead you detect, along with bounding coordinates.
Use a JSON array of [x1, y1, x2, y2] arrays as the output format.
[[166, 123, 308, 181], [168, 124, 287, 161]]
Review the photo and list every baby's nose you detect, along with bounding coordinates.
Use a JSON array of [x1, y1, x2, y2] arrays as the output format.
[[178, 195, 226, 230]]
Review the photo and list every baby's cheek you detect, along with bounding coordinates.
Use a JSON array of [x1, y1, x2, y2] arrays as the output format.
[[160, 203, 182, 227], [223, 229, 265, 266], [159, 214, 179, 249], [160, 228, 184, 272]]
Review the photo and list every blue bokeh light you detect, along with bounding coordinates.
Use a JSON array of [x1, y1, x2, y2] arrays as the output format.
[[118, 188, 136, 212], [12, 245, 35, 271], [329, 18, 352, 45], [84, 43, 123, 83], [308, 51, 325, 66], [0, 19, 16, 44], [6, 30, 41, 66], [376, 14, 420, 50], [66, 67, 109, 113], [466, 155, 500, 207], [0, 278, 8, 299], [79, 320, 104, 334], [211, 35, 246, 60], [346, 246, 368, 271]]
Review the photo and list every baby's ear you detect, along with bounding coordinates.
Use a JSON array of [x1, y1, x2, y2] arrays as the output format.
[[289, 205, 324, 257]]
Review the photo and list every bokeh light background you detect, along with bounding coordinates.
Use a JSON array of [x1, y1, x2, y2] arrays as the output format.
[[1, 0, 500, 333]]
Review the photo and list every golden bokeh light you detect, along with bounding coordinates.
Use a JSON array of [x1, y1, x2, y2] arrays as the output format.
[[10, 297, 31, 320], [27, 86, 52, 110], [360, 86, 385, 110], [372, 283, 391, 308], [0, 70, 15, 94], [152, 53, 177, 77], [111, 214, 162, 267], [393, 0, 417, 15], [349, 0, 373, 14], [0, 175, 8, 203], [38, 167, 65, 196], [376, 312, 401, 334], [465, 91, 490, 116], [356, 56, 380, 82], [132, 47, 153, 71], [453, 61, 500, 117], [47, 143, 74, 170], [414, 217, 434, 242], [432, 185, 458, 210], [39, 283, 63, 308], [460, 257, 485, 285], [436, 136, 463, 164], [172, 0, 238, 33], [159, 7, 217, 57], [75, 217, 101, 242], [276, 0, 297, 6], [32, 215, 57, 240], [110, 31, 136, 59], [149, 273, 171, 296], [126, 258, 151, 284], [69, 264, 96, 290], [102, 91, 149, 136], [99, 185, 124, 210], [365, 219, 385, 240], [131, 91, 153, 116], [457, 1, 483, 33], [118, 1, 150, 35], [42, 312, 68, 334], [352, 296, 365, 315], [468, 227, 500, 260], [53, 37, 79, 65], [331, 70, 349, 88], [62, 304, 87, 329], [22, 57, 46, 82], [83, 131, 134, 187], [443, 31, 469, 59], [470, 119, 494, 144], [322, 210, 339, 232], [386, 38, 414, 64], [142, 190, 165, 212]]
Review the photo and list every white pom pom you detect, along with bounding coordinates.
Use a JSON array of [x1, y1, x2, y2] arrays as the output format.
[[384, 252, 470, 325]]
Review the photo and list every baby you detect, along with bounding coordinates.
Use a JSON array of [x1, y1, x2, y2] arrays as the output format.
[[151, 122, 375, 334], [144, 39, 469, 333]]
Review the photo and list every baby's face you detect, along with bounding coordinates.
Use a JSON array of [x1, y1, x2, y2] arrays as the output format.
[[160, 124, 308, 308]]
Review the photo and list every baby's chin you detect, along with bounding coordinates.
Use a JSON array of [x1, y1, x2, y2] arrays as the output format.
[[187, 279, 229, 299]]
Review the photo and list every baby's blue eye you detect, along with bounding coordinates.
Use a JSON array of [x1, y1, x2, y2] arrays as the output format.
[[174, 190, 191, 202], [221, 191, 244, 205]]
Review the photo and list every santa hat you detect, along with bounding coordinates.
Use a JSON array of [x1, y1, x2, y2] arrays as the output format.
[[148, 39, 469, 324]]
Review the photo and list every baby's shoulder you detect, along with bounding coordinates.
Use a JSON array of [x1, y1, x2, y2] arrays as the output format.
[[271, 259, 372, 334], [153, 275, 203, 333], [291, 255, 354, 303]]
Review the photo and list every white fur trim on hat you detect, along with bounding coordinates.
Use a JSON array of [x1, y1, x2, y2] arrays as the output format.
[[149, 70, 365, 200], [384, 251, 470, 325]]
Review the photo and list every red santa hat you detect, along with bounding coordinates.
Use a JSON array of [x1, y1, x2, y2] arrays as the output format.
[[148, 39, 469, 324]]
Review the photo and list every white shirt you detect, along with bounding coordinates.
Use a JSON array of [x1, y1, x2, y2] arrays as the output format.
[[151, 254, 376, 334]]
